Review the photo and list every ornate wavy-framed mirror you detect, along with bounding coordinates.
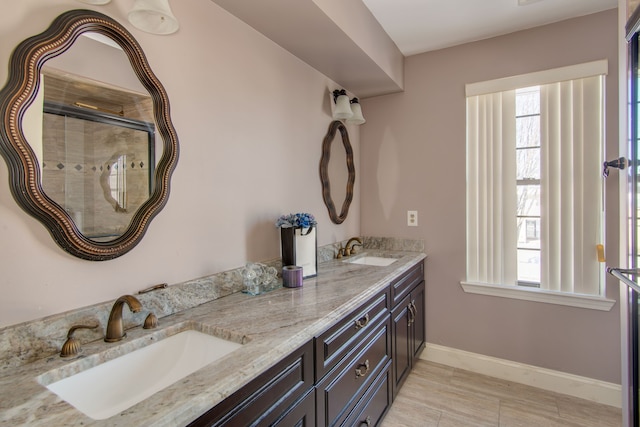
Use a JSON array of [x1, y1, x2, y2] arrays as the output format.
[[320, 120, 355, 224], [0, 9, 179, 260]]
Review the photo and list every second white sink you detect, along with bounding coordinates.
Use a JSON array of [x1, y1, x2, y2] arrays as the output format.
[[346, 255, 398, 267], [45, 329, 242, 420]]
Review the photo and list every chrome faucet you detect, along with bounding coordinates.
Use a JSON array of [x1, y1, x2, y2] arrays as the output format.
[[105, 295, 142, 342], [337, 237, 363, 258]]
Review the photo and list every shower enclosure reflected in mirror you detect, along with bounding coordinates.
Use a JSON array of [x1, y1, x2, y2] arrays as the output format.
[[41, 67, 156, 242], [0, 10, 179, 260]]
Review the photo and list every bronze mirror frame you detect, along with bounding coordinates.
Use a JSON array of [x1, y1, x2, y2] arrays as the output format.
[[0, 9, 179, 260], [320, 120, 355, 224]]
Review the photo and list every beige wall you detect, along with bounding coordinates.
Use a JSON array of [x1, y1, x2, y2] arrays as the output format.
[[0, 1, 359, 327], [361, 10, 621, 383]]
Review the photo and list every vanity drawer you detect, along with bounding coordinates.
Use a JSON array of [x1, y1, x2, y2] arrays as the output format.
[[316, 317, 391, 427], [342, 362, 392, 427], [390, 261, 424, 307], [315, 288, 390, 380]]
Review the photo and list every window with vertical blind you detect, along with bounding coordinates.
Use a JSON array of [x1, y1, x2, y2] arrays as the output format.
[[462, 60, 615, 310]]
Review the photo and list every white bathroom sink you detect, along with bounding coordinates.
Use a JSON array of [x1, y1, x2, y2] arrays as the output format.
[[45, 330, 243, 420], [346, 255, 398, 267]]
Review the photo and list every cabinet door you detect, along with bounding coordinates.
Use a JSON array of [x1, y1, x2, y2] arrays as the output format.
[[189, 341, 313, 427], [391, 294, 411, 398], [273, 389, 315, 427], [410, 281, 426, 361]]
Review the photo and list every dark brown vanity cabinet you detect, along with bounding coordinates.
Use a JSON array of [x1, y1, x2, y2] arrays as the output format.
[[189, 260, 425, 427], [390, 262, 426, 398], [188, 340, 314, 427]]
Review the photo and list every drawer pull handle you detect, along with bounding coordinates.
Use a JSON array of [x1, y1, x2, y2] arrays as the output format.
[[360, 416, 372, 426], [354, 313, 370, 329], [355, 359, 370, 378]]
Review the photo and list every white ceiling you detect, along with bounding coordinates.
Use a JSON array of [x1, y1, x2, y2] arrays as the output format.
[[361, 0, 618, 56]]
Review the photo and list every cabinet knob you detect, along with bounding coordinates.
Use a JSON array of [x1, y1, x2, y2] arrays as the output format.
[[354, 313, 369, 329], [360, 416, 372, 426], [355, 359, 370, 378]]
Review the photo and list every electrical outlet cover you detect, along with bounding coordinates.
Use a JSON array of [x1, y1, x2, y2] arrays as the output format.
[[407, 210, 418, 226]]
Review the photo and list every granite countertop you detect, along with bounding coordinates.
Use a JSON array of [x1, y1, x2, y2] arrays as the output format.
[[0, 250, 426, 427]]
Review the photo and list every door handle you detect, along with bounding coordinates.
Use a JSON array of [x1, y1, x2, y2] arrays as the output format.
[[607, 267, 640, 293], [408, 301, 416, 325], [603, 157, 626, 177], [410, 301, 418, 324]]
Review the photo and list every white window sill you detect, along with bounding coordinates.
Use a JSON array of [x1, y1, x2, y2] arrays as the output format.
[[460, 281, 616, 311]]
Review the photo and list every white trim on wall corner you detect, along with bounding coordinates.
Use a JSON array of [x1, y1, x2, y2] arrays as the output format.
[[421, 343, 621, 408]]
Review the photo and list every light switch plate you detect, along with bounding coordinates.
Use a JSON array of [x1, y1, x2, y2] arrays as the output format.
[[407, 210, 418, 226]]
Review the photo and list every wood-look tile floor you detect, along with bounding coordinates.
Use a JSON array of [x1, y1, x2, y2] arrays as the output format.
[[381, 360, 622, 427]]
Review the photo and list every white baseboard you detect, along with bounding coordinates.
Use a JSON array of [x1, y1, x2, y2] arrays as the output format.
[[421, 343, 622, 408]]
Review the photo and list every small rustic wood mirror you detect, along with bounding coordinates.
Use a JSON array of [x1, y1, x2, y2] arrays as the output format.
[[320, 121, 355, 224], [0, 10, 179, 260]]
